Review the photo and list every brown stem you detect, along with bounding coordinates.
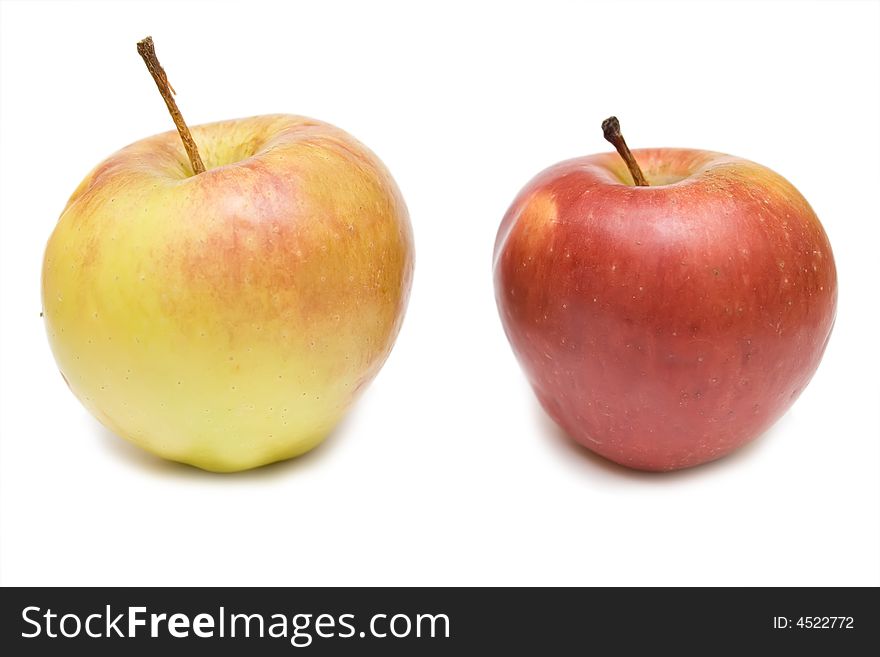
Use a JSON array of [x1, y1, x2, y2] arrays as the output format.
[[136, 36, 205, 175], [601, 116, 648, 186]]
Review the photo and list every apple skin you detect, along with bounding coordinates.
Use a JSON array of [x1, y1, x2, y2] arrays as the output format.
[[494, 148, 836, 471], [42, 115, 413, 472]]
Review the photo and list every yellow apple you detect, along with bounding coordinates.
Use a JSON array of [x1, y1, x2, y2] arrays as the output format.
[[42, 114, 414, 471]]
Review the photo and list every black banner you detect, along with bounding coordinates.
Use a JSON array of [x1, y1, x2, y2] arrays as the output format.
[[0, 587, 877, 654]]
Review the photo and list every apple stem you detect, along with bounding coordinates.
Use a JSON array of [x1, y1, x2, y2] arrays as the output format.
[[136, 36, 206, 175], [602, 116, 648, 186]]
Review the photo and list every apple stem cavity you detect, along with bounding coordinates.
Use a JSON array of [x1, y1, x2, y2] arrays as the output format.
[[136, 36, 206, 175], [601, 116, 648, 186]]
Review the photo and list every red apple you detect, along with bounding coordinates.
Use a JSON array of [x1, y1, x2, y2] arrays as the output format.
[[493, 118, 837, 471]]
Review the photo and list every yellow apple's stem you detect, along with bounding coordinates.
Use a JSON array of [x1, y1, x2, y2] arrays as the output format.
[[602, 116, 648, 186], [136, 36, 206, 175]]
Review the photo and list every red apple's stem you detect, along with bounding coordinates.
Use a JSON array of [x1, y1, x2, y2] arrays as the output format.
[[602, 116, 648, 186], [136, 36, 206, 175]]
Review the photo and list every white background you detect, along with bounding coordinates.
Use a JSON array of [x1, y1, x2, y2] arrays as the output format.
[[1, 0, 878, 586]]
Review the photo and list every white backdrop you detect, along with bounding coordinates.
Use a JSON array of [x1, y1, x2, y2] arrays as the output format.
[[1, 0, 878, 586]]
